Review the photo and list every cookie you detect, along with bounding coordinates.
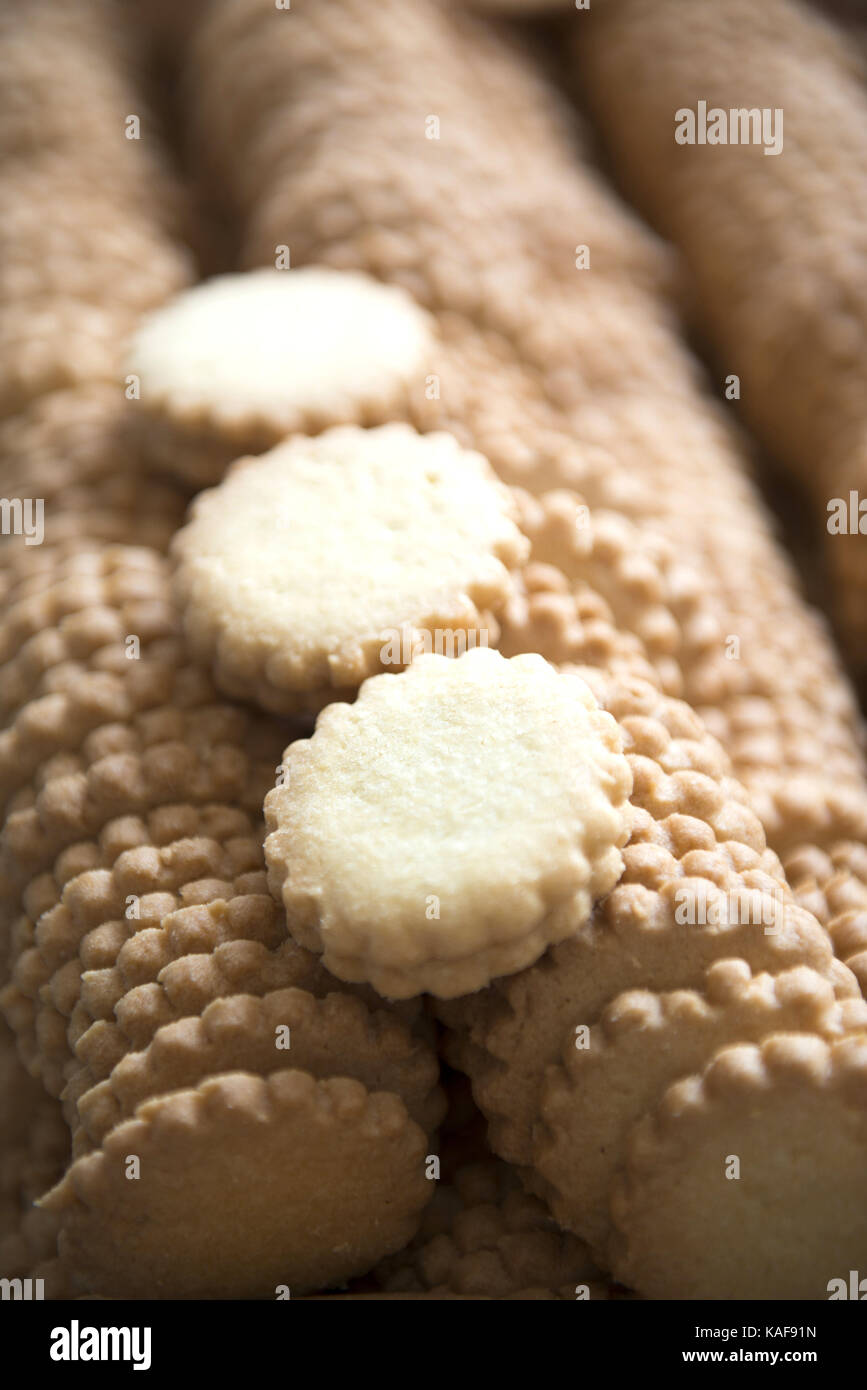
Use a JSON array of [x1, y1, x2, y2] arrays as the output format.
[[127, 268, 436, 486], [786, 841, 867, 998], [43, 1070, 432, 1298], [608, 1034, 867, 1299], [3, 808, 267, 1094], [265, 648, 632, 998], [72, 935, 426, 1087], [72, 987, 444, 1151], [535, 959, 867, 1257], [0, 702, 287, 894], [171, 424, 528, 713]]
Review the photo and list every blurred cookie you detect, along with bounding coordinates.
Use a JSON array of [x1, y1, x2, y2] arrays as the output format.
[[128, 268, 435, 485], [171, 423, 528, 713]]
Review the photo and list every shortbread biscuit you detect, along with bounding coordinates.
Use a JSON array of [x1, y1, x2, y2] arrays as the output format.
[[535, 959, 867, 1257], [73, 987, 444, 1151], [128, 268, 435, 485], [59, 894, 286, 1127], [171, 424, 529, 713], [0, 184, 191, 314], [43, 1070, 432, 1298], [0, 386, 190, 555], [608, 1035, 867, 1299], [0, 298, 139, 419], [265, 648, 632, 997]]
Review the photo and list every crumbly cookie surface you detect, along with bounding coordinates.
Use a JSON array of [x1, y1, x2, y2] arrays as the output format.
[[265, 647, 633, 998], [171, 424, 529, 713], [127, 267, 435, 464]]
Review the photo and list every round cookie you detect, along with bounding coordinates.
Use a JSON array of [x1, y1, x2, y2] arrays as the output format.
[[127, 267, 436, 485], [171, 424, 529, 714], [264, 647, 633, 998], [608, 1035, 867, 1300], [535, 959, 867, 1258], [43, 1069, 432, 1299]]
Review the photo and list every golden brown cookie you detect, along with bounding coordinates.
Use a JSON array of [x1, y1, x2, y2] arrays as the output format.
[[43, 1070, 432, 1298], [535, 959, 867, 1256], [609, 1034, 867, 1299], [73, 987, 444, 1151]]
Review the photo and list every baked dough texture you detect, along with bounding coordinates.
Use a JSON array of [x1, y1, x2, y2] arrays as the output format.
[[127, 268, 436, 484], [265, 648, 633, 998], [171, 424, 529, 713]]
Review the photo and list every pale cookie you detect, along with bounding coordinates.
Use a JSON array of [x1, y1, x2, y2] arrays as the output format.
[[128, 268, 436, 485], [43, 1070, 432, 1298], [535, 959, 867, 1258], [265, 648, 632, 997], [171, 424, 529, 714], [608, 1035, 867, 1299]]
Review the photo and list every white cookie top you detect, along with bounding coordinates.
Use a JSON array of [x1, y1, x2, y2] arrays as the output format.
[[171, 424, 529, 712], [265, 648, 633, 997], [128, 267, 434, 432]]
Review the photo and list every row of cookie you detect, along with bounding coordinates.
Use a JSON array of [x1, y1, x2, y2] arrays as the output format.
[[573, 0, 867, 679], [183, 0, 867, 882], [147, 418, 867, 996], [0, 545, 446, 1296], [431, 664, 867, 1297], [0, 0, 194, 422]]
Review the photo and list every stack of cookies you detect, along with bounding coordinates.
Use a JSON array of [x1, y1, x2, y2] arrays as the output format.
[[2, 0, 867, 1302]]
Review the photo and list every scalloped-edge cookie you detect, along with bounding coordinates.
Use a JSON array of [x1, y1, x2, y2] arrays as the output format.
[[535, 958, 867, 1258], [127, 268, 436, 486], [72, 936, 426, 1087], [265, 647, 633, 998], [72, 987, 444, 1151], [171, 423, 529, 714], [608, 1034, 867, 1299], [42, 1069, 432, 1299]]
